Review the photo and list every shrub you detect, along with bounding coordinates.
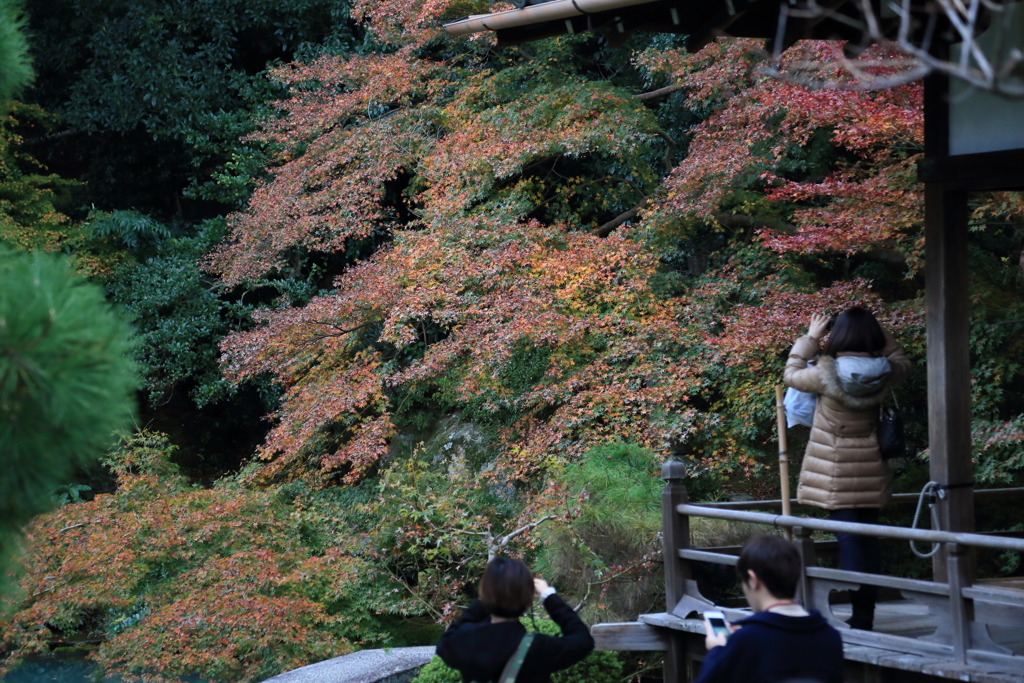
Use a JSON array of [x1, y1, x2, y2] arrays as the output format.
[[536, 441, 665, 621], [1, 438, 383, 682]]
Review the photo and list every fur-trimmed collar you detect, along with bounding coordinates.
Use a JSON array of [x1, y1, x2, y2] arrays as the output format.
[[816, 355, 891, 409]]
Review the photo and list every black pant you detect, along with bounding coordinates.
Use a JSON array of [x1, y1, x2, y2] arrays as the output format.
[[829, 508, 881, 623], [829, 508, 882, 575]]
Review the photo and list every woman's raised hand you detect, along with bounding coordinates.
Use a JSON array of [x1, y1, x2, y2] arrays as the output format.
[[807, 313, 831, 340], [533, 577, 550, 598]]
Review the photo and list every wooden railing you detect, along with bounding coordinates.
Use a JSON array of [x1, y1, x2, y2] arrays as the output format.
[[657, 460, 1024, 680], [689, 486, 1024, 511]]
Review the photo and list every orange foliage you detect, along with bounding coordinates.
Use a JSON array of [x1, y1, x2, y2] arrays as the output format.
[[3, 479, 363, 681], [224, 218, 702, 483]]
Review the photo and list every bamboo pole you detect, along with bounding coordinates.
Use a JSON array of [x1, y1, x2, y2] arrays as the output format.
[[775, 385, 792, 540]]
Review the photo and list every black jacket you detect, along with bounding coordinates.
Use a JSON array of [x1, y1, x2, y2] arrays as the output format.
[[436, 594, 595, 682], [696, 610, 843, 683]]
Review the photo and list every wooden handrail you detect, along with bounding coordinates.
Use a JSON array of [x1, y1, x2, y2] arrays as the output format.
[[648, 464, 1024, 679], [693, 487, 1024, 511], [676, 503, 1024, 553]]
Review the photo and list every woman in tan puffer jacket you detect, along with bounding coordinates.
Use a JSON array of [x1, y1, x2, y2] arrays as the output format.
[[784, 307, 912, 631]]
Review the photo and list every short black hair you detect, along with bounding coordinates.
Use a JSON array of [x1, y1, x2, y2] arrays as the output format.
[[823, 306, 886, 357], [479, 557, 534, 618], [737, 533, 801, 599]]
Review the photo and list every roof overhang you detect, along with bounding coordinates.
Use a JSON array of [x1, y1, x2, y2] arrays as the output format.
[[443, 0, 880, 51]]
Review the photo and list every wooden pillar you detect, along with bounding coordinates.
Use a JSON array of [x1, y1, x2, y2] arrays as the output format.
[[924, 181, 975, 581], [945, 543, 972, 663], [923, 64, 975, 583], [661, 461, 689, 683]]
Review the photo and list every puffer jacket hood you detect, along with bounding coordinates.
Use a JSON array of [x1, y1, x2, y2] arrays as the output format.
[[834, 355, 891, 397], [817, 355, 891, 408]]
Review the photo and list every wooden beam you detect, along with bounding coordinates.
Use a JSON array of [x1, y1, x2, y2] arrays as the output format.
[[591, 622, 669, 651], [923, 64, 975, 583], [661, 460, 690, 611], [917, 148, 1024, 191]]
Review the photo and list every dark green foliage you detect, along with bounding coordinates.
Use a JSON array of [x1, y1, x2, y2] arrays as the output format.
[[23, 0, 359, 213], [0, 246, 136, 589], [105, 218, 241, 406], [963, 199, 1024, 485], [0, 0, 33, 100], [412, 617, 623, 683], [82, 209, 171, 253], [105, 216, 322, 408], [0, 102, 79, 253], [537, 442, 665, 620]]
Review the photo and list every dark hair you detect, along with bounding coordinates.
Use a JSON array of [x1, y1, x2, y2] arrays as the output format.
[[823, 306, 886, 357], [479, 557, 534, 618], [737, 534, 801, 599]]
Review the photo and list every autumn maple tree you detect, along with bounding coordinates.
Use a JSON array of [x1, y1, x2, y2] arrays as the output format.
[[209, 6, 933, 493]]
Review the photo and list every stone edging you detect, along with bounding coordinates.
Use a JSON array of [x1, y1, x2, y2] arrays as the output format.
[[261, 646, 436, 683]]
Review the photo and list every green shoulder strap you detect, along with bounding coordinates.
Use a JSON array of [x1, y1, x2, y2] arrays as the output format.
[[497, 632, 535, 683]]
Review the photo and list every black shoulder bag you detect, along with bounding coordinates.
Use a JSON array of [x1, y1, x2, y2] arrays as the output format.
[[878, 398, 906, 460]]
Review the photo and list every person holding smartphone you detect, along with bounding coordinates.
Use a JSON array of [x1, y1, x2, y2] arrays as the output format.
[[696, 534, 843, 683]]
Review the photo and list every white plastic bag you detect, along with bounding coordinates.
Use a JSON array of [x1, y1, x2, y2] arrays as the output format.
[[783, 386, 817, 428]]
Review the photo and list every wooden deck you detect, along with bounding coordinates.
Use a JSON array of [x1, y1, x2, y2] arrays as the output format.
[[591, 465, 1024, 682], [607, 598, 1024, 682]]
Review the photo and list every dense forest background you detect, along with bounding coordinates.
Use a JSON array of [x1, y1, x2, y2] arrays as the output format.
[[2, 0, 1024, 680]]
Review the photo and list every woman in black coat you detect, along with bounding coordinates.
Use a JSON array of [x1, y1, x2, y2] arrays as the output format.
[[436, 557, 595, 682]]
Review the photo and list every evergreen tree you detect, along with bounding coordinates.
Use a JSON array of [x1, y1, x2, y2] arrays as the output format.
[[0, 0, 33, 100], [0, 246, 137, 591]]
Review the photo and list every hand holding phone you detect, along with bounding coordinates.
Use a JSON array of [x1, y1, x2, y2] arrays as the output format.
[[704, 610, 730, 641]]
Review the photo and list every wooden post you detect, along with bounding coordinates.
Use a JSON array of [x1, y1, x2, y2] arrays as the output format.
[[661, 460, 690, 612], [792, 526, 817, 611], [924, 182, 975, 582], [775, 385, 792, 539], [924, 68, 975, 583], [946, 543, 972, 663], [661, 460, 689, 683]]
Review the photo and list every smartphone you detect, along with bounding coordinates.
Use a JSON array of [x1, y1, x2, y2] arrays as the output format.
[[704, 610, 730, 639]]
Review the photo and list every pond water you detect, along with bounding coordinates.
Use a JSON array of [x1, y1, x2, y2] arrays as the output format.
[[2, 656, 119, 682], [3, 657, 423, 682]]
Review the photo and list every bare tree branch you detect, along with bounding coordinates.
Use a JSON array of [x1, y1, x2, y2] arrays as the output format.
[[593, 207, 642, 237], [489, 515, 556, 560], [713, 213, 798, 234], [446, 515, 558, 561], [656, 131, 676, 173], [637, 85, 682, 102], [768, 0, 1024, 96]]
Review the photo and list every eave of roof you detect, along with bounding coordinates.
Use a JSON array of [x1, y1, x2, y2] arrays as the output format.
[[443, 0, 875, 51], [444, 0, 664, 36]]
